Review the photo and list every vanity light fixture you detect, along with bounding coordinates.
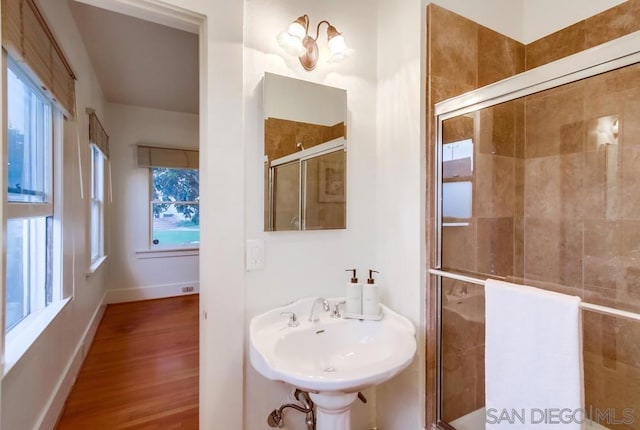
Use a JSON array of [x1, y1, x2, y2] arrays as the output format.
[[277, 15, 349, 71]]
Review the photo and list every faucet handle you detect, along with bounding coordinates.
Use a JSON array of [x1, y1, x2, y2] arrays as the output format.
[[330, 301, 346, 318], [322, 299, 330, 312], [280, 311, 299, 327]]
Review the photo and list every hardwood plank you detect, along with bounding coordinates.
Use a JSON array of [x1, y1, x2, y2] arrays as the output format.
[[56, 295, 199, 430]]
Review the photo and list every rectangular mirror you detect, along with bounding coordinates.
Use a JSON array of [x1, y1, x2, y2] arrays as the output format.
[[263, 73, 347, 231]]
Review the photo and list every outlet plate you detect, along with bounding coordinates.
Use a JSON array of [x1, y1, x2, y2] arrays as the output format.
[[246, 239, 265, 271]]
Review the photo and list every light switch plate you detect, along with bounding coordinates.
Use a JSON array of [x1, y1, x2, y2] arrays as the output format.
[[246, 239, 265, 271]]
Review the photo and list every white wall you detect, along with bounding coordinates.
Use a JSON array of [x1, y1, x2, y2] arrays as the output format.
[[522, 0, 626, 43], [429, 0, 627, 45], [1, 0, 109, 428], [244, 0, 378, 428], [375, 0, 425, 427], [433, 0, 525, 42], [105, 103, 199, 303]]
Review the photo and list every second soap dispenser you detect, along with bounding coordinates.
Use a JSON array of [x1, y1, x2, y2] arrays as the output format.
[[362, 270, 381, 318]]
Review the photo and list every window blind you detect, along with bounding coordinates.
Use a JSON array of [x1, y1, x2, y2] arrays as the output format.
[[87, 109, 109, 158], [137, 145, 199, 169], [2, 0, 77, 117]]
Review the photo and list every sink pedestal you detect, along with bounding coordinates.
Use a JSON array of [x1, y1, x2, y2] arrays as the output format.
[[309, 392, 358, 430]]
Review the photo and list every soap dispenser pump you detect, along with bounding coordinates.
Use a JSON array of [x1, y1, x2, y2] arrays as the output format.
[[345, 269, 362, 315], [362, 270, 381, 317]]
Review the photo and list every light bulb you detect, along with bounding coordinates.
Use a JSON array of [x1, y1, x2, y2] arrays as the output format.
[[277, 31, 305, 56], [288, 21, 306, 40], [328, 34, 347, 55]]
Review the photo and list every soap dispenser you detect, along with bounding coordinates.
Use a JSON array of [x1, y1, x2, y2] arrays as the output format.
[[362, 270, 381, 317], [345, 269, 362, 315]]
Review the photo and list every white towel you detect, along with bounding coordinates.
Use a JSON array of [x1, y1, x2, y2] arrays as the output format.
[[485, 279, 584, 429]]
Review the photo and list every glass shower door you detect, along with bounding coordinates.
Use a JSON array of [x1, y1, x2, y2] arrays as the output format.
[[435, 60, 640, 429]]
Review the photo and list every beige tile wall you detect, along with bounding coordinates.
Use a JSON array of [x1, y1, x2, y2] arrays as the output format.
[[427, 4, 525, 422], [264, 118, 345, 161], [525, 0, 640, 70]]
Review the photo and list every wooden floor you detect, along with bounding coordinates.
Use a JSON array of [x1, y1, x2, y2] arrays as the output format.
[[56, 295, 199, 430]]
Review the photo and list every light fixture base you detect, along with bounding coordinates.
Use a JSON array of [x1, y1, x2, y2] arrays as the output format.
[[299, 35, 319, 71]]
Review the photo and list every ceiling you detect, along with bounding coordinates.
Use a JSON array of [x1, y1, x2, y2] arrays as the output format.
[[69, 1, 199, 114]]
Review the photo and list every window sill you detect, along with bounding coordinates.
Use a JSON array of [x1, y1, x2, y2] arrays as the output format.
[[4, 297, 72, 377], [135, 247, 199, 259], [86, 255, 108, 277]]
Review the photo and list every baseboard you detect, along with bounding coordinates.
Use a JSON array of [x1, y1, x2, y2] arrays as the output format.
[[106, 281, 200, 304], [37, 290, 108, 430]]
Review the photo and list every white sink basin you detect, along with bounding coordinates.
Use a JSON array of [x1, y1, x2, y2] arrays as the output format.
[[249, 297, 416, 393]]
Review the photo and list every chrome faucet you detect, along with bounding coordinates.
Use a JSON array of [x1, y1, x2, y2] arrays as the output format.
[[450, 282, 468, 298], [308, 297, 330, 322], [330, 301, 346, 318]]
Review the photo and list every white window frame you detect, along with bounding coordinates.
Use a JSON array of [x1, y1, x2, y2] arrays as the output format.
[[149, 167, 199, 251], [442, 139, 473, 227], [4, 55, 66, 373], [5, 66, 53, 218], [89, 144, 106, 270]]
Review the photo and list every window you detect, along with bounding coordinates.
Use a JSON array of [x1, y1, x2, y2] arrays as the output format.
[[136, 145, 199, 250], [150, 168, 199, 248], [90, 145, 105, 263], [5, 60, 61, 332], [442, 139, 473, 224], [87, 110, 109, 268]]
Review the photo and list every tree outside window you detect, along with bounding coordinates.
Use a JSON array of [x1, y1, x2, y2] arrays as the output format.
[[151, 167, 199, 247]]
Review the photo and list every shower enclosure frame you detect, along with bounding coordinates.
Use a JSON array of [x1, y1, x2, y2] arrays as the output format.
[[429, 31, 640, 430]]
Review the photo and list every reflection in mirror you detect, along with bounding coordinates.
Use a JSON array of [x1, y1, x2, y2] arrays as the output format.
[[263, 73, 347, 231], [304, 150, 345, 230], [272, 162, 300, 231]]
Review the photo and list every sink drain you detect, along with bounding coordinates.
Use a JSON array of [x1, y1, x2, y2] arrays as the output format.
[[323, 366, 336, 372]]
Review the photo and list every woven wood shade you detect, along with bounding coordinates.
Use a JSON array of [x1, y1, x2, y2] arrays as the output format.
[[137, 145, 199, 169], [88, 110, 109, 158], [2, 0, 77, 117]]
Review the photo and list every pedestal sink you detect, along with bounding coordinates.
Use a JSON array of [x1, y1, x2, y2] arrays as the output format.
[[250, 297, 416, 430]]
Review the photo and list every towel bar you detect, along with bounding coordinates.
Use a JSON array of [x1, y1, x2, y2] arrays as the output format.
[[429, 268, 640, 323]]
